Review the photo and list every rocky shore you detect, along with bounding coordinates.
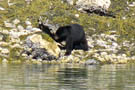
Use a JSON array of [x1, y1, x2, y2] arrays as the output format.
[[0, 18, 134, 64], [0, 0, 135, 64]]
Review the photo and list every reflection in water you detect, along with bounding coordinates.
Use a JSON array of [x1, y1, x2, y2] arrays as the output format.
[[0, 63, 135, 90], [57, 67, 88, 90]]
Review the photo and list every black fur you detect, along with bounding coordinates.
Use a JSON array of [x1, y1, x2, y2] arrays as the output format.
[[55, 24, 88, 55]]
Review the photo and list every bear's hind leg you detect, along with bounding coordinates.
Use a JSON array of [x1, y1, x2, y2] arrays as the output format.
[[80, 38, 88, 51]]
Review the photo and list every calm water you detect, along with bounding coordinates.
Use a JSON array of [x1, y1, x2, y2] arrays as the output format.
[[0, 63, 135, 90]]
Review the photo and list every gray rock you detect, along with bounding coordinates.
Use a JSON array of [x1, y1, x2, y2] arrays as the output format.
[[63, 0, 111, 12], [31, 28, 41, 31], [31, 48, 56, 60], [129, 2, 135, 7], [62, 0, 74, 5], [85, 59, 100, 65], [24, 34, 60, 61], [76, 0, 111, 11]]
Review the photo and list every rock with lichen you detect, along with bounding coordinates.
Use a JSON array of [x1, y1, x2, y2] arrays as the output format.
[[24, 34, 61, 60]]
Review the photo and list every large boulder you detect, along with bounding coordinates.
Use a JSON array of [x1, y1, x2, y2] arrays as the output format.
[[24, 34, 61, 60], [76, 0, 111, 11], [63, 0, 111, 12]]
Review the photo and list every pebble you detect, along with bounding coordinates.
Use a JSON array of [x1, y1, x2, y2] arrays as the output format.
[[11, 44, 22, 48], [17, 25, 24, 31], [0, 34, 3, 41], [25, 20, 32, 25], [75, 14, 79, 18], [2, 30, 9, 34], [22, 53, 28, 57], [1, 48, 9, 54], [31, 28, 41, 31], [122, 16, 126, 20], [2, 58, 8, 63], [13, 19, 20, 25], [129, 2, 135, 7], [85, 59, 100, 65], [26, 25, 33, 31], [0, 6, 5, 10], [4, 21, 15, 28], [0, 42, 9, 46]]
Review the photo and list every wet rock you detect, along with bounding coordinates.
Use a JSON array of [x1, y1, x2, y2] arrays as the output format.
[[85, 59, 100, 65]]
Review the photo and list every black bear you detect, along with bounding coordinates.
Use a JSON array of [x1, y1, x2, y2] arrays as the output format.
[[38, 23, 88, 55]]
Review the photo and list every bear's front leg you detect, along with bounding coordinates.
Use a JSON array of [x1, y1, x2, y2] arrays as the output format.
[[65, 37, 73, 55]]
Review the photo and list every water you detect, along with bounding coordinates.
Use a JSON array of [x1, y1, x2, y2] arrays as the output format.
[[0, 63, 135, 90]]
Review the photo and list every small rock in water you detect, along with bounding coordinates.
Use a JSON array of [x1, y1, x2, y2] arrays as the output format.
[[85, 59, 100, 65]]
